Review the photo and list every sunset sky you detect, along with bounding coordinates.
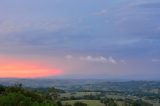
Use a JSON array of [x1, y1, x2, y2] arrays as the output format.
[[0, 0, 160, 80]]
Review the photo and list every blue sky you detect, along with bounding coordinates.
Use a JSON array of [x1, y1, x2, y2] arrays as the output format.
[[0, 0, 160, 79]]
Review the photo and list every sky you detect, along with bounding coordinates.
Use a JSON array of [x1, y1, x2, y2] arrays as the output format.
[[0, 0, 160, 80]]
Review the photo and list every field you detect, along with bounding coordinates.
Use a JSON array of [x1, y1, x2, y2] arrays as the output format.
[[60, 92, 100, 98], [0, 79, 159, 106], [62, 100, 105, 106]]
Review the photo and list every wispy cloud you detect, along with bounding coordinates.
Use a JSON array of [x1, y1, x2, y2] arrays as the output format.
[[136, 2, 160, 8], [64, 54, 128, 65], [120, 60, 127, 64], [65, 55, 73, 60], [79, 56, 117, 64], [0, 20, 67, 34], [93, 9, 107, 16], [152, 58, 160, 63]]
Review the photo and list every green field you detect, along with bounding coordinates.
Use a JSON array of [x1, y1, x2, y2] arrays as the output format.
[[60, 92, 100, 98], [63, 100, 105, 106], [107, 94, 137, 100]]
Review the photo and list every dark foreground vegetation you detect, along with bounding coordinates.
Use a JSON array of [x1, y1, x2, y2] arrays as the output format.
[[0, 83, 157, 106], [0, 84, 59, 106]]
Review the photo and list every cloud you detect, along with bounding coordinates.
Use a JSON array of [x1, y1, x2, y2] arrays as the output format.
[[152, 59, 160, 63], [65, 55, 73, 60], [108, 56, 117, 64], [0, 21, 21, 34], [79, 56, 117, 64], [120, 60, 127, 64], [156, 26, 160, 32], [64, 55, 127, 65], [0, 20, 66, 34], [93, 9, 107, 16], [136, 2, 160, 8]]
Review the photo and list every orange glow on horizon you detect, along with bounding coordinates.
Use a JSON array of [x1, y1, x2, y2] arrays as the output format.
[[0, 56, 63, 78]]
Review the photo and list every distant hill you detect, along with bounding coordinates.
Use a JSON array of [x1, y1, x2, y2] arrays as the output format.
[[0, 78, 160, 91]]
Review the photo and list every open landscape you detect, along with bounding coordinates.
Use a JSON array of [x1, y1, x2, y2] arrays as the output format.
[[0, 79, 159, 106], [0, 0, 160, 106]]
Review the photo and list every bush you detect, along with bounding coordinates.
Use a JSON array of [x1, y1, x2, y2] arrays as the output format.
[[0, 86, 58, 106], [73, 102, 88, 106]]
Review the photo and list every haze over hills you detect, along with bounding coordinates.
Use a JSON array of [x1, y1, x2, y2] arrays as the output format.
[[0, 78, 159, 88]]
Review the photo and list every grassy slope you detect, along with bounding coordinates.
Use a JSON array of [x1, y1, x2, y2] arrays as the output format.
[[63, 100, 105, 106]]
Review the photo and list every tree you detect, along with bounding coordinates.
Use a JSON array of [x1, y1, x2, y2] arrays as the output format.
[[74, 102, 88, 106], [0, 86, 58, 106], [0, 85, 5, 94], [101, 98, 117, 106]]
